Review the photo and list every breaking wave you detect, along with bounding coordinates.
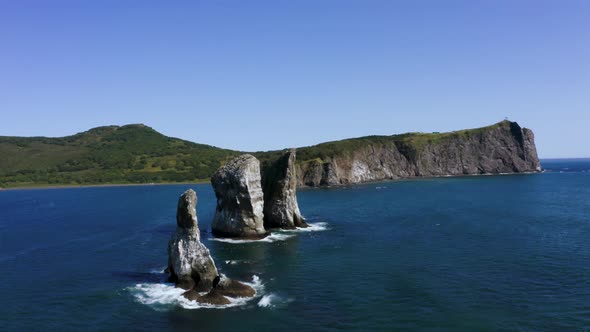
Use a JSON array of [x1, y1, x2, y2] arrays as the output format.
[[257, 294, 276, 307], [225, 260, 251, 265], [209, 222, 328, 244], [210, 232, 295, 244], [149, 267, 166, 274], [282, 222, 329, 233], [257, 293, 294, 308], [130, 275, 263, 310]]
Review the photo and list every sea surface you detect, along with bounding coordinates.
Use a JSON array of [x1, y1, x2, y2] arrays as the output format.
[[1, 159, 589, 331]]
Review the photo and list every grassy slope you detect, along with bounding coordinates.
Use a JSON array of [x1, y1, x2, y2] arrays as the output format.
[[0, 124, 239, 187], [0, 121, 509, 188]]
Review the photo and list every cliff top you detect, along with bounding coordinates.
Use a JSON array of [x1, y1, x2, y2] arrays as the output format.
[[288, 120, 523, 164]]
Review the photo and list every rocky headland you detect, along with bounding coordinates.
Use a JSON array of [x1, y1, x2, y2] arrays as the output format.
[[0, 120, 541, 189], [294, 120, 541, 187], [166, 189, 255, 305]]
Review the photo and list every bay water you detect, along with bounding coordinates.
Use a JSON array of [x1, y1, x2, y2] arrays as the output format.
[[1, 159, 589, 331]]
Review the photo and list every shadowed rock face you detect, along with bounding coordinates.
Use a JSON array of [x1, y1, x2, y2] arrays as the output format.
[[182, 288, 231, 305], [296, 121, 542, 187], [167, 189, 219, 291], [211, 154, 266, 238], [176, 190, 198, 230], [215, 277, 256, 298], [262, 149, 307, 229], [182, 275, 255, 305]]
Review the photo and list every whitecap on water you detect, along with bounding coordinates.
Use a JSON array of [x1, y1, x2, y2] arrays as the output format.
[[257, 294, 276, 307], [209, 222, 328, 244], [210, 232, 295, 244], [257, 293, 294, 308], [282, 222, 329, 233], [129, 275, 264, 310], [225, 260, 251, 265], [149, 267, 166, 274]]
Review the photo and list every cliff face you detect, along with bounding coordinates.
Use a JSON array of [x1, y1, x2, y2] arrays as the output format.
[[296, 121, 541, 187], [0, 120, 541, 189], [210, 154, 267, 238]]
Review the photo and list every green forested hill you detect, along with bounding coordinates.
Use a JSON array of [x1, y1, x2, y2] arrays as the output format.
[[0, 124, 239, 187], [0, 121, 510, 188]]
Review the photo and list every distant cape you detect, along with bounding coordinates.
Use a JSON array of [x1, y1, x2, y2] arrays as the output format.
[[292, 120, 541, 187]]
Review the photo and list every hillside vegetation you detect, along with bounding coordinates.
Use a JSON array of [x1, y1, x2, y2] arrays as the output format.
[[0, 124, 238, 187], [0, 121, 508, 188], [259, 121, 507, 165]]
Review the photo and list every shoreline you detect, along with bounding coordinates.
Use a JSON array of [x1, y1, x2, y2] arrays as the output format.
[[0, 180, 210, 191], [296, 170, 544, 191], [1, 171, 545, 191]]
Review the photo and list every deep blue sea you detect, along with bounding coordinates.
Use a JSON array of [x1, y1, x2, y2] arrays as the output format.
[[1, 159, 589, 331]]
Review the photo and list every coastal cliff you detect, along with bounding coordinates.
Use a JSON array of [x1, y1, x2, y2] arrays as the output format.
[[0, 120, 541, 188], [294, 121, 541, 187]]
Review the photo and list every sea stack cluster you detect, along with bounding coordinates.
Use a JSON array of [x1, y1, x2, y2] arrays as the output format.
[[211, 149, 307, 239], [166, 189, 255, 305], [166, 150, 307, 304]]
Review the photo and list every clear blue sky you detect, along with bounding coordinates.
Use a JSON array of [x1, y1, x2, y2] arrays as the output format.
[[0, 1, 588, 158]]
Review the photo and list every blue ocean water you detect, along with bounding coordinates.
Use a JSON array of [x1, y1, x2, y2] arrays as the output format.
[[1, 159, 589, 331]]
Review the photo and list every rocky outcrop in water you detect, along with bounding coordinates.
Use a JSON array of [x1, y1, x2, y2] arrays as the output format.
[[183, 287, 231, 305], [167, 189, 255, 304], [211, 154, 267, 238], [262, 149, 307, 229], [167, 189, 218, 291], [215, 277, 257, 298], [296, 121, 542, 187]]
